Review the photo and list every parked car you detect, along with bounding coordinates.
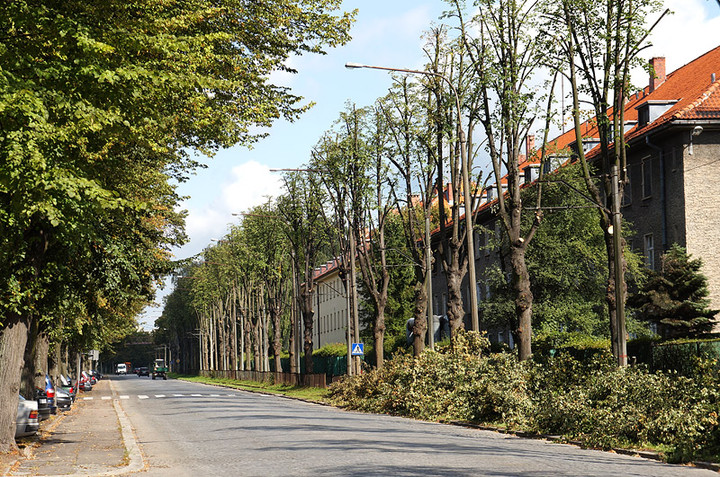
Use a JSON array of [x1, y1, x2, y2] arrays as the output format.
[[16, 395, 39, 438], [78, 372, 92, 392], [55, 387, 72, 411], [89, 370, 103, 380], [136, 366, 149, 377], [58, 375, 77, 402], [34, 388, 51, 421], [44, 375, 57, 415]]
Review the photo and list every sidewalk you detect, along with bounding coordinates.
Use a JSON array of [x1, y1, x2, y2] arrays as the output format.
[[5, 379, 143, 477]]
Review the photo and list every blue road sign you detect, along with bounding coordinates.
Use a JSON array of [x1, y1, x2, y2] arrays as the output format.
[[351, 343, 364, 356]]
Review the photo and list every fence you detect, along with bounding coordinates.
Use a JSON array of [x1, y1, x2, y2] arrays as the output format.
[[629, 339, 720, 375], [199, 369, 328, 388]]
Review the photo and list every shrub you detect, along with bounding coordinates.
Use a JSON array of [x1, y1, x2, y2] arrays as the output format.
[[329, 336, 720, 463]]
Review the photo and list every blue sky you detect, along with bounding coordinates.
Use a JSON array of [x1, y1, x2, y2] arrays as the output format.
[[138, 0, 720, 330]]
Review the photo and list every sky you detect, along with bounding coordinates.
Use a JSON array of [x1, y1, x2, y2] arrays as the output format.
[[137, 0, 720, 330]]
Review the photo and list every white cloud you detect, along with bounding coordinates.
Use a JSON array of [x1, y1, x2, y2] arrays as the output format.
[[174, 161, 283, 260], [636, 0, 720, 78]]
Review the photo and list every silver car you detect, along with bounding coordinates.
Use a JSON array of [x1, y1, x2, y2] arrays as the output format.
[[16, 395, 39, 438]]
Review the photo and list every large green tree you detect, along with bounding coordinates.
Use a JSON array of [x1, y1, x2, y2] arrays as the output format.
[[0, 0, 353, 451]]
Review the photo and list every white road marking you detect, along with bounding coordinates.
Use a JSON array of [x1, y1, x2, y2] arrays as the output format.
[[83, 397, 93, 401], [210, 394, 220, 397], [138, 395, 149, 399], [101, 396, 111, 400], [120, 395, 129, 400], [190, 394, 202, 397], [155, 394, 166, 398], [173, 394, 184, 397]]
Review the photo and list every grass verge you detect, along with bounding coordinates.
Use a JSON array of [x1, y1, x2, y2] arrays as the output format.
[[168, 373, 330, 403]]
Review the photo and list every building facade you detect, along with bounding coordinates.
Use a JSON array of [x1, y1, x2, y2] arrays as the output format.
[[431, 45, 720, 341]]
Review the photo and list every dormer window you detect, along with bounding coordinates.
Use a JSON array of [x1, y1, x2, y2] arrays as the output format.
[[635, 100, 678, 127]]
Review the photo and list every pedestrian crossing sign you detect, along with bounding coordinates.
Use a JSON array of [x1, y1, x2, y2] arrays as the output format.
[[351, 343, 364, 356]]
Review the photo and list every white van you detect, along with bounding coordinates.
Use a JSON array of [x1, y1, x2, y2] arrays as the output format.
[[116, 363, 127, 375]]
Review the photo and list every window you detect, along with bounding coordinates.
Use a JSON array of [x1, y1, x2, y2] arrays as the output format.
[[644, 234, 655, 270], [642, 159, 652, 198]]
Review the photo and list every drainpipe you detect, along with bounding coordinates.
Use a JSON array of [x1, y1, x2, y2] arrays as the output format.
[[645, 136, 668, 252]]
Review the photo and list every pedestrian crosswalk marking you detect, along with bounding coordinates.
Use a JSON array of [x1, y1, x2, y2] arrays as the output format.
[[82, 393, 239, 401]]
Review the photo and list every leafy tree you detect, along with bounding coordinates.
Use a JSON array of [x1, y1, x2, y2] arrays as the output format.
[[630, 245, 718, 339], [480, 163, 645, 344], [0, 0, 353, 452]]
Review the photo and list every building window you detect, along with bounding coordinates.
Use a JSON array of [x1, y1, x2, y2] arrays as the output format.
[[644, 234, 655, 270], [642, 159, 652, 199]]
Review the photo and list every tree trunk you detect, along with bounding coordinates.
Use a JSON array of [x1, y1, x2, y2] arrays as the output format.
[[270, 305, 283, 373], [444, 249, 467, 338], [0, 314, 31, 453], [301, 291, 314, 374], [412, 281, 428, 357], [374, 305, 386, 370], [510, 243, 533, 360]]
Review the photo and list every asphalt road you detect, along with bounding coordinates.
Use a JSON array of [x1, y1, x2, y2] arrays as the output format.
[[111, 375, 715, 477]]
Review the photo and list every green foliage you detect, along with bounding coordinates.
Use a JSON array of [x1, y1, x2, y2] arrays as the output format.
[[630, 244, 718, 339], [480, 163, 648, 345], [330, 334, 720, 463], [313, 342, 347, 357]]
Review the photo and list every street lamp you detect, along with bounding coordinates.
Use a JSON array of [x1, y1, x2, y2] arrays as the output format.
[[345, 62, 480, 332]]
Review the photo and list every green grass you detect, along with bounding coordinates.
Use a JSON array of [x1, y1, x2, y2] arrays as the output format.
[[168, 373, 331, 403]]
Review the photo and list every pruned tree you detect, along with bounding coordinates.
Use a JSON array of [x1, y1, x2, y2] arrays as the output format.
[[549, 0, 666, 363], [277, 172, 332, 374], [448, 0, 557, 359]]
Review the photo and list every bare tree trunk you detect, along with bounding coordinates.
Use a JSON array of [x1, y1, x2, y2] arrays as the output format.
[[374, 307, 386, 368], [0, 314, 30, 453], [301, 289, 315, 374], [444, 248, 467, 337], [510, 244, 533, 360], [412, 281, 428, 357]]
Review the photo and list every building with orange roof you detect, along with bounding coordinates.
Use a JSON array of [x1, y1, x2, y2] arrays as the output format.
[[430, 45, 720, 344]]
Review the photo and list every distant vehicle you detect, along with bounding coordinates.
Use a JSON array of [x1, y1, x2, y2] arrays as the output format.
[[16, 395, 39, 438], [116, 363, 128, 375], [152, 359, 168, 380], [136, 366, 149, 377], [78, 372, 92, 392]]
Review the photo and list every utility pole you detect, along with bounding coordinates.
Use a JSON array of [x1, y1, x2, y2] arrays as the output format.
[[426, 216, 434, 350], [611, 165, 627, 366]]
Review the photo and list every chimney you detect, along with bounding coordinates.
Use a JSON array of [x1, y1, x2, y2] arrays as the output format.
[[649, 57, 666, 92], [526, 135, 535, 160]]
